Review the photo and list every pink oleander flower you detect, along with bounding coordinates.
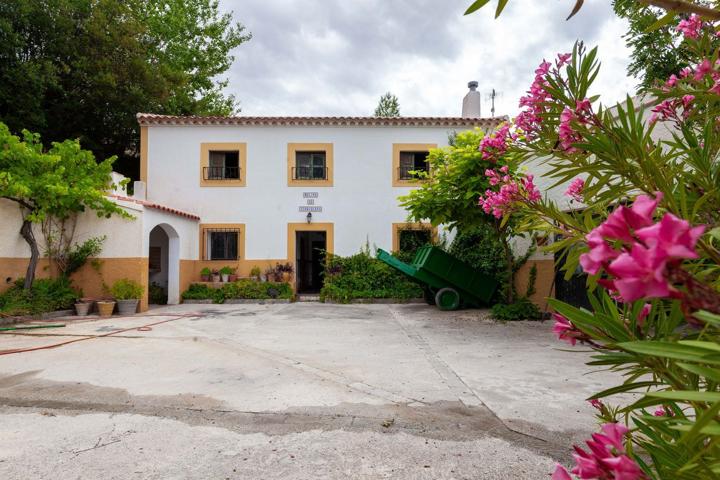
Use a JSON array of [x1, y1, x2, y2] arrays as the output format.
[[607, 244, 673, 302], [516, 59, 555, 136], [589, 399, 603, 410], [552, 312, 583, 346], [677, 14, 703, 39], [654, 406, 668, 417], [576, 98, 592, 113], [479, 123, 511, 161], [579, 193, 705, 302], [559, 107, 583, 152], [557, 53, 572, 67], [565, 178, 585, 202], [555, 423, 645, 480], [694, 59, 712, 81], [710, 79, 720, 95], [478, 169, 541, 218], [552, 464, 573, 480], [681, 94, 695, 109]]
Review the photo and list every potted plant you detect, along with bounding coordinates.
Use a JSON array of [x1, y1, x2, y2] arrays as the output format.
[[250, 266, 262, 282], [75, 298, 93, 316], [280, 262, 294, 282], [200, 267, 211, 282], [110, 278, 144, 315], [96, 298, 116, 317], [211, 269, 220, 283], [228, 267, 238, 282], [219, 266, 233, 282]]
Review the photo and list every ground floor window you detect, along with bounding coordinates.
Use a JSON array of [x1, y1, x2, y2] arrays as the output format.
[[392, 223, 436, 262], [205, 229, 239, 260]]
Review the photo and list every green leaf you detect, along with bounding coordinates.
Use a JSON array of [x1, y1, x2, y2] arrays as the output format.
[[649, 391, 720, 403], [566, 0, 584, 20], [464, 0, 492, 15], [644, 11, 677, 32], [694, 310, 720, 327], [671, 423, 720, 436], [494, 0, 509, 18], [677, 363, 720, 383], [588, 381, 661, 400], [618, 341, 720, 364]]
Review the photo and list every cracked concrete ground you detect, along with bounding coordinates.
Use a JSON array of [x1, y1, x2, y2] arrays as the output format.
[[0, 303, 618, 479]]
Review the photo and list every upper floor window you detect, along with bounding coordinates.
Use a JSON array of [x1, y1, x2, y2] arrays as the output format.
[[287, 143, 334, 187], [200, 143, 247, 187], [392, 143, 436, 186], [398, 151, 430, 180], [206, 151, 240, 180], [294, 151, 327, 180]]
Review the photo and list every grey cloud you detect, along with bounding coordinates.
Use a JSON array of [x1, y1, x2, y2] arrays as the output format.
[[221, 0, 635, 117]]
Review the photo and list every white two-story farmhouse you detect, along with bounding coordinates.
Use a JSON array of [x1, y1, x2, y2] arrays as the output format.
[[1, 84, 555, 310]]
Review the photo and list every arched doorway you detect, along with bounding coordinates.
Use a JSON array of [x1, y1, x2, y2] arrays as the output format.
[[148, 223, 180, 305]]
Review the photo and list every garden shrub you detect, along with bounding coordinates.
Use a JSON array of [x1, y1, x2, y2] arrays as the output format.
[[181, 280, 292, 303], [0, 278, 81, 316], [320, 250, 423, 302], [110, 278, 144, 300], [490, 298, 541, 321], [148, 282, 167, 305]]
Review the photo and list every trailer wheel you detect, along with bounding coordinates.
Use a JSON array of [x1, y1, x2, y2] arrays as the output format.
[[435, 288, 461, 311], [423, 288, 436, 305]]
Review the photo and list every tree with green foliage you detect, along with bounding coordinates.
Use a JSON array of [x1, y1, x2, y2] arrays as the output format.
[[612, 0, 719, 90], [398, 129, 527, 303], [0, 122, 130, 289], [0, 0, 251, 178], [374, 92, 401, 117]]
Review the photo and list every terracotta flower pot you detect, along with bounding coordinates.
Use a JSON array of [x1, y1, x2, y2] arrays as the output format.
[[228, 274, 238, 282], [97, 301, 115, 317], [200, 274, 210, 282]]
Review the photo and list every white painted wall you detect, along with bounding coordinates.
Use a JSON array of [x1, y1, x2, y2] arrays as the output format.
[[146, 125, 467, 259], [0, 198, 144, 259]]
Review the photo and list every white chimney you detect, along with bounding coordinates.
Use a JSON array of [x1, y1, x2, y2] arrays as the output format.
[[133, 181, 146, 200], [462, 81, 481, 118]]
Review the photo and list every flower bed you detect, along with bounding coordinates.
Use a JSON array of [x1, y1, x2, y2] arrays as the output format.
[[320, 250, 423, 303], [181, 280, 293, 304]]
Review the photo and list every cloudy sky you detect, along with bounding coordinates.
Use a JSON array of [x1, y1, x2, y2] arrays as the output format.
[[219, 0, 638, 118]]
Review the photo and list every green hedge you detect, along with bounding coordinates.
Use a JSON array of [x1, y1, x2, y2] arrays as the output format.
[[0, 278, 82, 316], [181, 280, 293, 303], [320, 251, 423, 303]]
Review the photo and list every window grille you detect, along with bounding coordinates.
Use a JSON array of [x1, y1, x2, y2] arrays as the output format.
[[204, 228, 240, 260]]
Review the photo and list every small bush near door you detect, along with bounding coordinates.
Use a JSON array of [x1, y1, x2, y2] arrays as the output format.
[[149, 282, 168, 305], [320, 250, 422, 302]]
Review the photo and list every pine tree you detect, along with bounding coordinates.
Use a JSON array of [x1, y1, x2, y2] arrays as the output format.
[[374, 92, 400, 117]]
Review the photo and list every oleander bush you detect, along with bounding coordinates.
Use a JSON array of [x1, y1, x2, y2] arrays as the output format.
[[0, 278, 81, 316], [320, 250, 423, 303], [466, 14, 720, 478]]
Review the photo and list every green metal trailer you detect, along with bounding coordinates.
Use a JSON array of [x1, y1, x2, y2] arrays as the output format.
[[377, 246, 498, 310]]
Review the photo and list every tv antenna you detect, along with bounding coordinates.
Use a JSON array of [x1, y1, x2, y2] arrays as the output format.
[[485, 89, 503, 117]]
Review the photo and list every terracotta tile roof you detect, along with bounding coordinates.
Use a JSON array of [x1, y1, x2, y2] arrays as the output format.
[[109, 194, 200, 221], [136, 113, 506, 129]]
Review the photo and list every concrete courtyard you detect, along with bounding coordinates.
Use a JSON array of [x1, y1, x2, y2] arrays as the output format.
[[0, 303, 618, 479]]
